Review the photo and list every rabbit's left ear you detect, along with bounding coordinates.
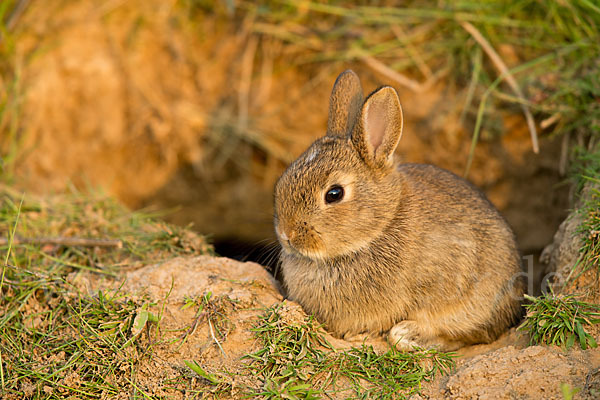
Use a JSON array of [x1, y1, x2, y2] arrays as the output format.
[[327, 70, 364, 138], [352, 86, 403, 169]]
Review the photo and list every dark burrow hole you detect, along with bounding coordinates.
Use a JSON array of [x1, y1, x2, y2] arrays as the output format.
[[213, 237, 282, 277]]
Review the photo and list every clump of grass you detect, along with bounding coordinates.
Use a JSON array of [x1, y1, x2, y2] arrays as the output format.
[[575, 189, 600, 275], [519, 293, 600, 350], [0, 187, 213, 398], [1, 280, 156, 398], [0, 186, 212, 276], [178, 292, 238, 351], [336, 345, 454, 398], [243, 304, 332, 399], [571, 147, 600, 275], [243, 303, 455, 399], [571, 147, 600, 195]]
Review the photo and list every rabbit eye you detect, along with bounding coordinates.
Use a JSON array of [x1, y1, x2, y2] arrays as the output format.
[[325, 185, 344, 204]]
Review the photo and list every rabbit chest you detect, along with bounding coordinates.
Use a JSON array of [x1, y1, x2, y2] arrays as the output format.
[[280, 245, 424, 337]]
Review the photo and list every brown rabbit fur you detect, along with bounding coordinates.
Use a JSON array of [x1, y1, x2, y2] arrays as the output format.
[[274, 70, 524, 351]]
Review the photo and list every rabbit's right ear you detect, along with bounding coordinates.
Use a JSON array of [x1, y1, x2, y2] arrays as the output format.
[[327, 70, 364, 137], [351, 86, 403, 170]]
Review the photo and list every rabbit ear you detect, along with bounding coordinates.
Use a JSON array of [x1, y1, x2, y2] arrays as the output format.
[[352, 86, 403, 169], [327, 70, 364, 137]]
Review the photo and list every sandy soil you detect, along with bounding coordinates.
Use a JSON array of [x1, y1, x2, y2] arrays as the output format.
[[82, 254, 600, 399]]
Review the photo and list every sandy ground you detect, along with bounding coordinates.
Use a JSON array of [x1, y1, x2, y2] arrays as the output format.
[[82, 254, 600, 399]]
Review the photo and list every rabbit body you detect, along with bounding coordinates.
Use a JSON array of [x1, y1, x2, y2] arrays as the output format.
[[274, 71, 524, 351]]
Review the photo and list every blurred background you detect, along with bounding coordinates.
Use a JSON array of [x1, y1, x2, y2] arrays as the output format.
[[1, 0, 598, 268]]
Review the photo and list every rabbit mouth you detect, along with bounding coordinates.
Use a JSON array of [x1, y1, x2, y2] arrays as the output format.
[[279, 228, 372, 261], [276, 221, 327, 260], [279, 237, 327, 261]]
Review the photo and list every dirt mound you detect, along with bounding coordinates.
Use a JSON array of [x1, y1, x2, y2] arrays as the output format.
[[77, 255, 280, 398], [442, 345, 600, 399]]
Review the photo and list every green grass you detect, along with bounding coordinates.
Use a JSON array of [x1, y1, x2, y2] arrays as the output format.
[[561, 383, 582, 400], [0, 186, 212, 275], [520, 294, 600, 350], [0, 187, 213, 398], [243, 304, 334, 399], [574, 186, 600, 277], [571, 148, 600, 276], [242, 303, 455, 399], [2, 283, 156, 398]]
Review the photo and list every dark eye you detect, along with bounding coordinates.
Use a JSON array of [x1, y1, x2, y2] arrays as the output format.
[[325, 185, 344, 204]]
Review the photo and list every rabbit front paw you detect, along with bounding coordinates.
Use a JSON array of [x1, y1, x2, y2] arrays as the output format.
[[388, 320, 424, 351]]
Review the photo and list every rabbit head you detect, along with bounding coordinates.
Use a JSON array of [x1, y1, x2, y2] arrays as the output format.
[[274, 70, 405, 260]]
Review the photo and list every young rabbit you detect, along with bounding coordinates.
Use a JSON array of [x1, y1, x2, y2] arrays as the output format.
[[273, 70, 524, 351]]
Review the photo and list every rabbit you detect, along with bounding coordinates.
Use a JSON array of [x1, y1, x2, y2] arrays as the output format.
[[273, 70, 525, 351]]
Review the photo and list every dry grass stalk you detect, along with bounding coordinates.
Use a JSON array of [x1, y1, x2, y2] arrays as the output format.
[[0, 236, 123, 248], [361, 55, 423, 92], [362, 54, 445, 93], [459, 20, 539, 154]]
